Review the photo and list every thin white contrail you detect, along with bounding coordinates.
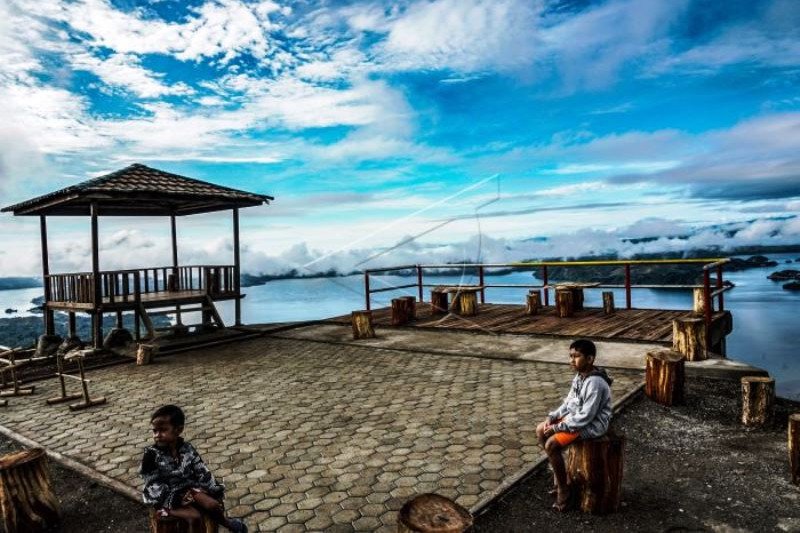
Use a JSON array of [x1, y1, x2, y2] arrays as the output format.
[[302, 174, 499, 269]]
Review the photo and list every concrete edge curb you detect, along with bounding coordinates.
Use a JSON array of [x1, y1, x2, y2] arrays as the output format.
[[0, 423, 143, 505], [469, 382, 645, 518]]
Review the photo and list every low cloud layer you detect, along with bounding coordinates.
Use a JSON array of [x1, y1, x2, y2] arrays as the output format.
[[4, 216, 796, 280]]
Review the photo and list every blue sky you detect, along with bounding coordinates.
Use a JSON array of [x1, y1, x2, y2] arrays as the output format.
[[0, 0, 799, 277]]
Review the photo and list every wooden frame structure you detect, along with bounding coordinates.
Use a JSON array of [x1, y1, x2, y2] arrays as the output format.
[[2, 164, 272, 348]]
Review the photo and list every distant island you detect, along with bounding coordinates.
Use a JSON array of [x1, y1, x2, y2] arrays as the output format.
[[0, 277, 41, 291]]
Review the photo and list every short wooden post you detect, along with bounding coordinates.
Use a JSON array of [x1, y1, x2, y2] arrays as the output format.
[[789, 413, 800, 485], [0, 448, 61, 532], [397, 493, 472, 533], [392, 297, 416, 325], [351, 310, 375, 339], [401, 296, 417, 320], [602, 291, 615, 315], [555, 289, 574, 318], [148, 508, 218, 533], [571, 288, 585, 311], [456, 291, 477, 316], [741, 376, 775, 427], [526, 290, 541, 315], [645, 350, 685, 406], [692, 288, 707, 315], [566, 431, 625, 515], [136, 344, 157, 366], [431, 288, 448, 316], [672, 318, 706, 361]]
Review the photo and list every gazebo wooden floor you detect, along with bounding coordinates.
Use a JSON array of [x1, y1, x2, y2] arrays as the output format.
[[328, 303, 732, 344], [47, 290, 237, 311]]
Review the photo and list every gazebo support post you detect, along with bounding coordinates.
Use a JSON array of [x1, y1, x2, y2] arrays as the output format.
[[39, 215, 55, 335], [91, 202, 102, 349], [171, 214, 182, 326], [233, 208, 241, 326]]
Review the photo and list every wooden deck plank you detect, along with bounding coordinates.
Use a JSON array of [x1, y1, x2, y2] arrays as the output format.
[[327, 303, 732, 346]]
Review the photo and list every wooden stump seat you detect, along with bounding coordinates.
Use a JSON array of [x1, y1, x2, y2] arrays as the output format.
[[391, 297, 416, 326], [0, 448, 60, 533], [397, 493, 472, 533], [431, 288, 449, 316], [555, 289, 574, 318], [741, 376, 775, 427], [525, 290, 541, 315], [148, 509, 218, 533], [790, 413, 800, 485], [602, 291, 615, 315], [672, 317, 706, 361], [566, 431, 625, 515], [351, 310, 375, 339], [645, 350, 685, 406]]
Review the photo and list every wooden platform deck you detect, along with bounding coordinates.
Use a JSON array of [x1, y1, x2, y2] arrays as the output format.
[[329, 303, 732, 344]]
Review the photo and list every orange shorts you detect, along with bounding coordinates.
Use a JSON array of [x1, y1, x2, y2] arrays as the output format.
[[546, 419, 580, 447]]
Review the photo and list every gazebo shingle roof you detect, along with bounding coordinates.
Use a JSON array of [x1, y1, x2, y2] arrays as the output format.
[[2, 164, 273, 216]]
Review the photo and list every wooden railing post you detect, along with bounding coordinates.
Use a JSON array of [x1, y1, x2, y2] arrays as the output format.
[[703, 268, 712, 351], [478, 266, 485, 304], [364, 271, 371, 311], [542, 265, 549, 306], [625, 264, 632, 309], [416, 265, 423, 303], [716, 264, 725, 312]]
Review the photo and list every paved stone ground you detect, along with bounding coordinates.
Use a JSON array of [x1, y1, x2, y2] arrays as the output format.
[[0, 334, 641, 532]]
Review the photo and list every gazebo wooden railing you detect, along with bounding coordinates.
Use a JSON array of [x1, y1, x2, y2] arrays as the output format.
[[46, 265, 237, 306]]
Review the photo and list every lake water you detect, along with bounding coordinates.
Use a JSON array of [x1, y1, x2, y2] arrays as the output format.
[[2, 254, 798, 398]]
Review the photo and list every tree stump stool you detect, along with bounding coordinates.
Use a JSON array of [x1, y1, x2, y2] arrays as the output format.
[[555, 289, 574, 318], [397, 493, 472, 533], [790, 413, 800, 485], [525, 290, 541, 315], [645, 350, 685, 406], [692, 288, 707, 316], [351, 310, 375, 339], [0, 448, 61, 533], [566, 431, 625, 515], [401, 296, 417, 320], [602, 291, 615, 315], [137, 344, 158, 366], [453, 290, 477, 316], [431, 288, 448, 316], [741, 376, 775, 427], [392, 297, 416, 326], [148, 509, 218, 533], [672, 318, 706, 361]]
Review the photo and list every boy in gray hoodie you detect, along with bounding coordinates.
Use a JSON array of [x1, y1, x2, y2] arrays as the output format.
[[536, 339, 613, 511]]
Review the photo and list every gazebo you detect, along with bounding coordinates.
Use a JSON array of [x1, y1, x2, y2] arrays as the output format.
[[1, 164, 272, 348]]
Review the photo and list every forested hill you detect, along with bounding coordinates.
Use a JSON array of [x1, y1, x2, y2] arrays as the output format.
[[0, 277, 41, 291]]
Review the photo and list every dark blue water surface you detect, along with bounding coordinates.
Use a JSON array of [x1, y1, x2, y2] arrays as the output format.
[[2, 255, 798, 398]]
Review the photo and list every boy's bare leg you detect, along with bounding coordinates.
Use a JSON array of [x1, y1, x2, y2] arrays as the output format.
[[544, 437, 569, 509], [192, 491, 234, 529], [535, 421, 548, 448]]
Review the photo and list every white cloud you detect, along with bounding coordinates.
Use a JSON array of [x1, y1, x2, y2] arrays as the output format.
[[71, 53, 194, 98], [379, 0, 542, 73], [33, 0, 287, 66], [539, 0, 690, 90]]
